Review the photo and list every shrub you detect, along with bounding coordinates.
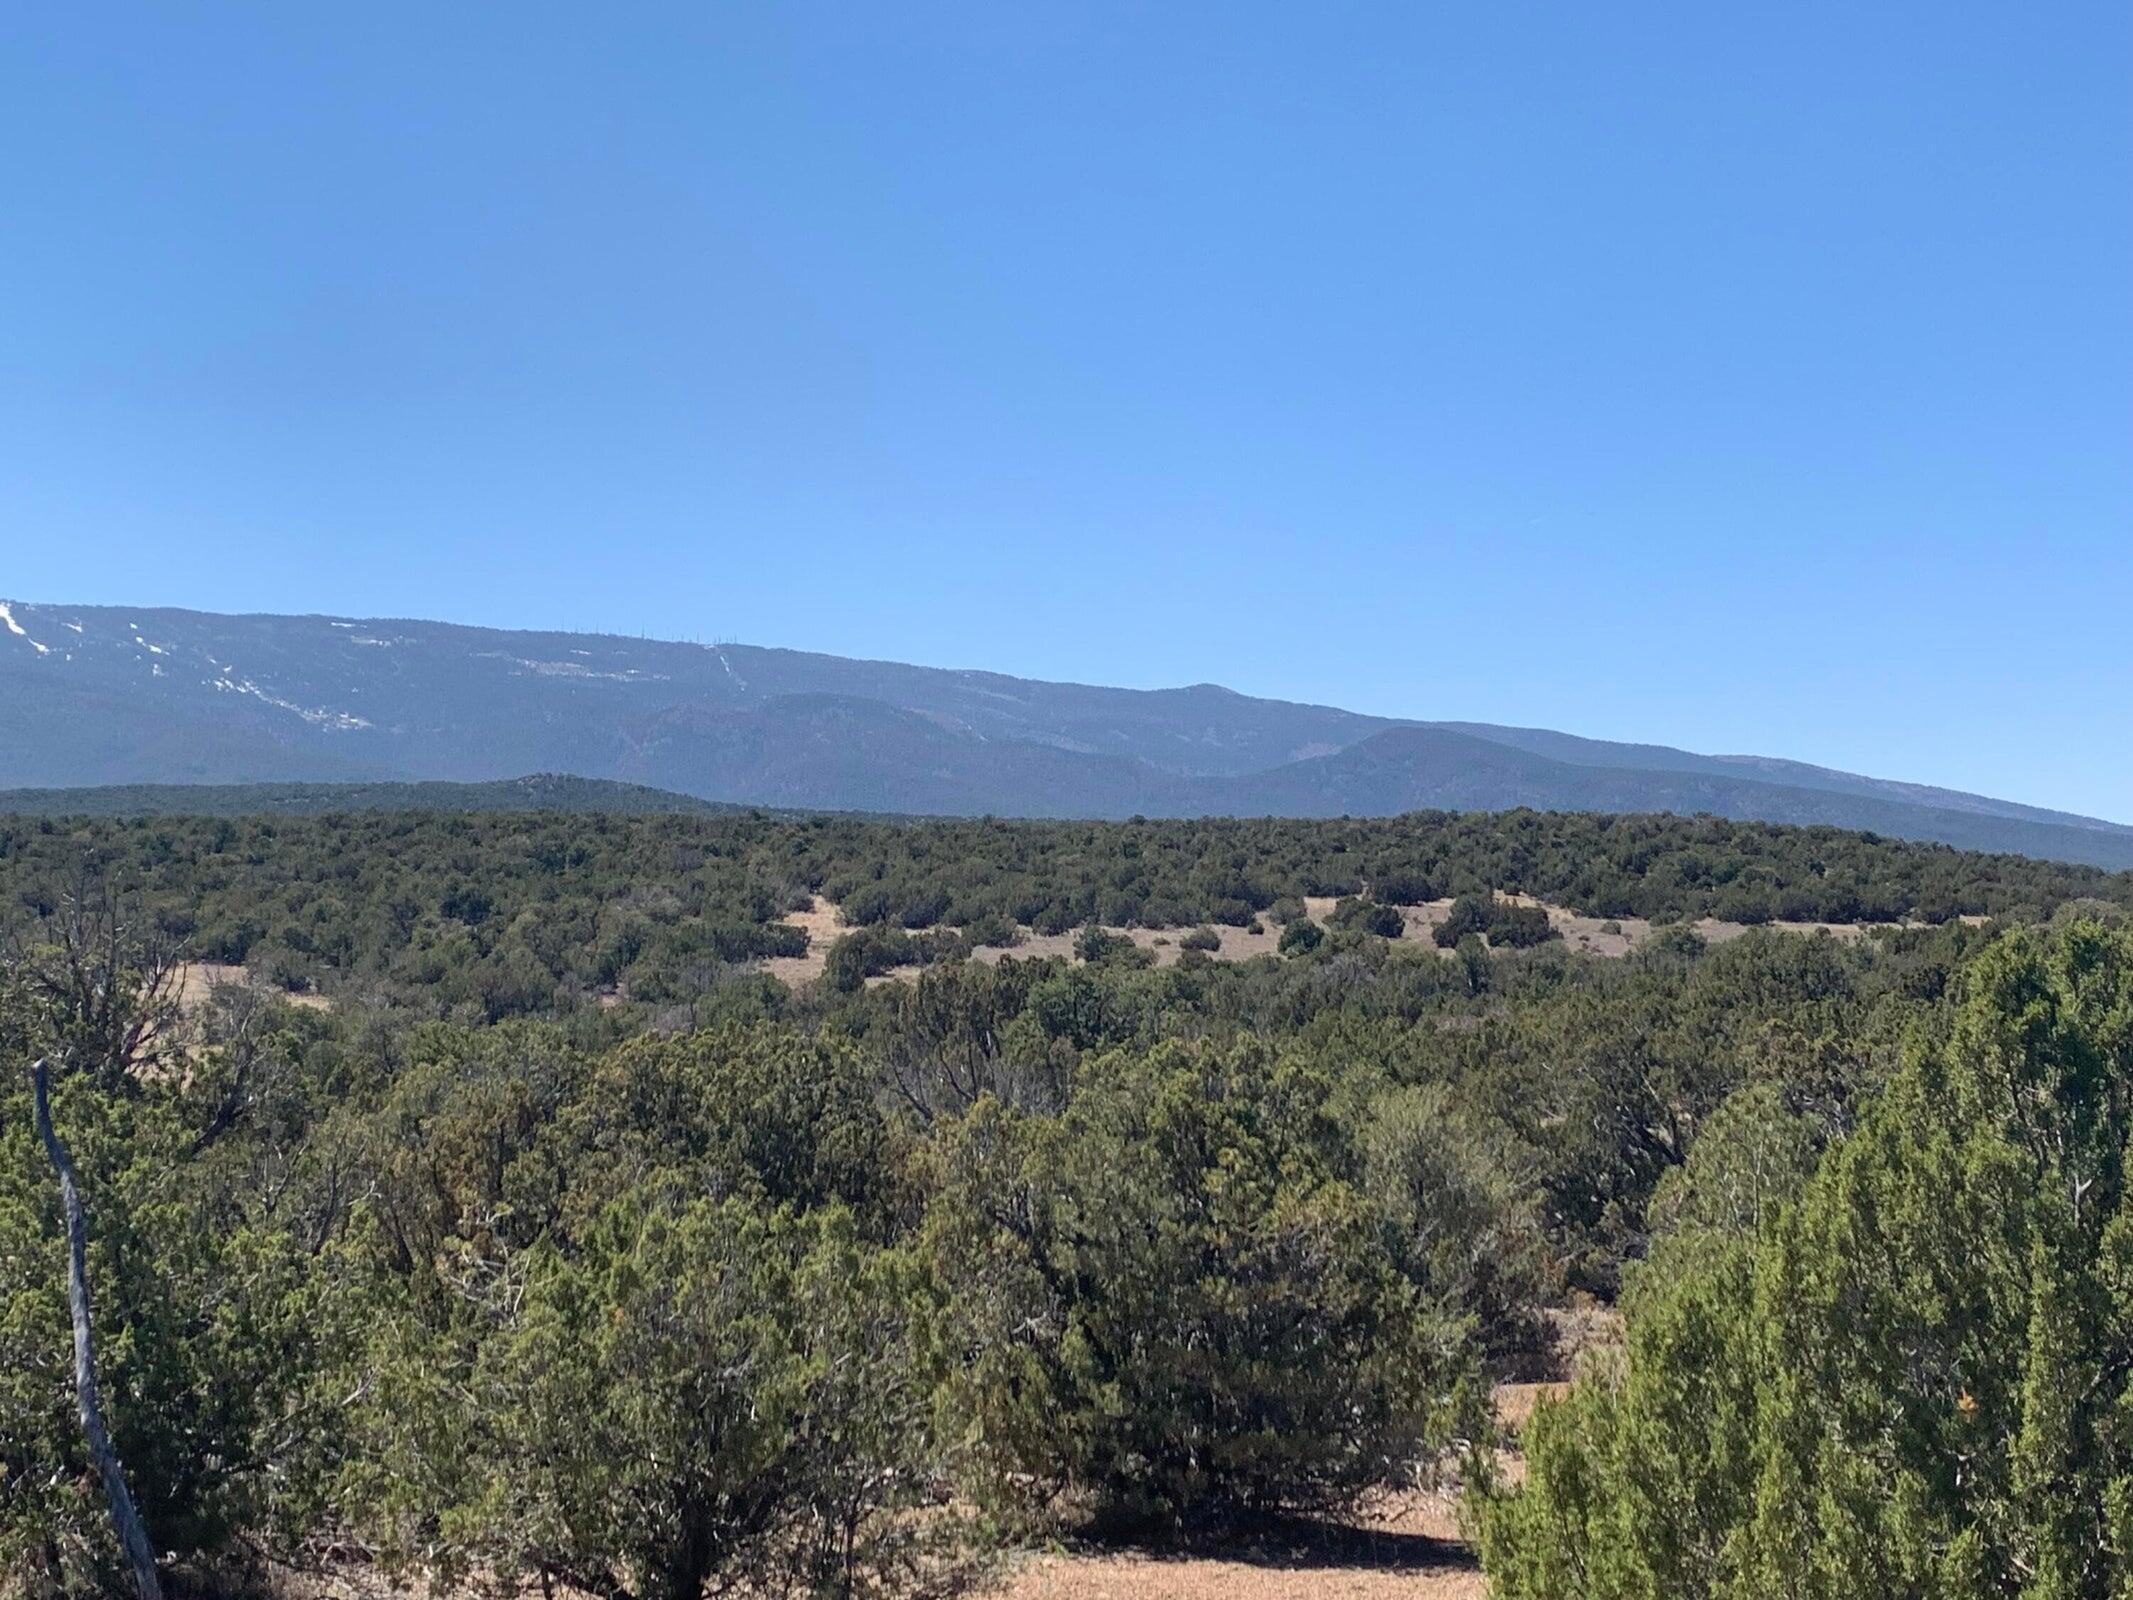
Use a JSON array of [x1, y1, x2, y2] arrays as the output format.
[[1487, 902, 1555, 948], [964, 912, 1021, 948], [1278, 918, 1325, 956], [1372, 870, 1439, 906], [1433, 893, 1493, 947], [0, 973, 350, 1591], [824, 927, 916, 992], [353, 1197, 932, 1600], [1331, 897, 1405, 939], [1432, 893, 1557, 950], [1074, 924, 1147, 966], [826, 925, 974, 990], [927, 1042, 1482, 1531], [1361, 1085, 1556, 1370]]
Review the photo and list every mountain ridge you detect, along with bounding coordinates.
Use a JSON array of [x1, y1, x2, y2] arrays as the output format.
[[2, 598, 2125, 868]]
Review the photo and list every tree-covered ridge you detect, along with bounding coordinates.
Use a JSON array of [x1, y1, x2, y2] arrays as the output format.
[[0, 806, 2127, 1019]]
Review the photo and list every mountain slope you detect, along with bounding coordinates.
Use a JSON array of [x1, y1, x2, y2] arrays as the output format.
[[616, 694, 1185, 816], [1426, 722, 2133, 841], [0, 774, 740, 818], [1208, 729, 2133, 868], [2, 598, 2125, 868]]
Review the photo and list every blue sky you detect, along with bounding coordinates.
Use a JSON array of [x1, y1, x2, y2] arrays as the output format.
[[3, 3, 2128, 818]]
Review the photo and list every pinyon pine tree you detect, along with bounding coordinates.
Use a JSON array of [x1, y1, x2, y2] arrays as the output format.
[[1479, 921, 2133, 1599]]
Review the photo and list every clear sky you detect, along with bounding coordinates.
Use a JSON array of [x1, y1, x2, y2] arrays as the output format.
[[3, 4, 2128, 818]]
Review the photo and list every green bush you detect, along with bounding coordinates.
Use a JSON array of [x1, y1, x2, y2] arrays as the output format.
[[1372, 870, 1440, 905], [926, 1041, 1482, 1531], [1361, 1085, 1556, 1370], [1479, 923, 2133, 1597], [823, 926, 969, 992], [1432, 893, 1557, 950], [1330, 897, 1405, 939], [351, 1197, 932, 1600], [1278, 917, 1325, 955], [1073, 924, 1148, 966], [1487, 901, 1555, 948], [964, 911, 1021, 948], [0, 960, 351, 1592], [1433, 893, 1494, 947]]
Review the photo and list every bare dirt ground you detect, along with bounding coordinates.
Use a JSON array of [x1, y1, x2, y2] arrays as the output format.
[[760, 887, 1929, 993], [971, 919, 1289, 970], [990, 1506, 1484, 1600], [175, 961, 332, 1012], [1391, 891, 1916, 959], [758, 895, 847, 987]]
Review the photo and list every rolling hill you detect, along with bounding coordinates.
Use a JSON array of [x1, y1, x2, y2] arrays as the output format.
[[3, 598, 2128, 868]]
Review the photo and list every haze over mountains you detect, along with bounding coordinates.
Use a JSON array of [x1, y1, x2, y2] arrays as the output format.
[[3, 598, 2129, 870]]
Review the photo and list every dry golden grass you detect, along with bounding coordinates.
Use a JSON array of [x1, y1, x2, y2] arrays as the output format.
[[991, 1530, 1484, 1600], [755, 885, 1930, 995], [758, 894, 848, 987], [175, 961, 331, 1012]]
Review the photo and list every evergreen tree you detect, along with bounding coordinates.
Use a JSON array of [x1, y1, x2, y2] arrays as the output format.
[[1479, 923, 2133, 1599]]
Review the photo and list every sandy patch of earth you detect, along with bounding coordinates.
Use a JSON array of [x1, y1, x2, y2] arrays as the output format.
[[759, 895, 848, 987], [761, 887, 1933, 992], [988, 1487, 1479, 1600], [991, 1540, 1483, 1600], [966, 921, 1290, 971], [176, 961, 331, 1012]]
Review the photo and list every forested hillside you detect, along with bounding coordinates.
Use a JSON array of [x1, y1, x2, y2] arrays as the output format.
[[5, 601, 2129, 867], [3, 806, 2128, 1016], [3, 804, 2131, 1596]]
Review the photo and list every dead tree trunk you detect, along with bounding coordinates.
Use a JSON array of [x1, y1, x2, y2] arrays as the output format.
[[28, 1059, 165, 1600]]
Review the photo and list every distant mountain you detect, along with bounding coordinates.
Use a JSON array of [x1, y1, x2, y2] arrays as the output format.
[[0, 774, 737, 819], [1211, 728, 2133, 866], [2, 599, 2127, 869]]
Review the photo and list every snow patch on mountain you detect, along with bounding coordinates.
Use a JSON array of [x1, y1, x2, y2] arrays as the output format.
[[0, 602, 50, 655]]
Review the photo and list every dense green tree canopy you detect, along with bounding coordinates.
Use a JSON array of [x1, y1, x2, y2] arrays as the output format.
[[1, 805, 2122, 1017], [0, 806, 2119, 1596]]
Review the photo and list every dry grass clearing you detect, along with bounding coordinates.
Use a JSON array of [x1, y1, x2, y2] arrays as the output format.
[[759, 894, 847, 987], [759, 888, 1935, 993], [175, 961, 332, 1012], [989, 1512, 1483, 1600], [985, 1453, 1485, 1600], [1386, 892, 1925, 959], [970, 919, 1288, 970]]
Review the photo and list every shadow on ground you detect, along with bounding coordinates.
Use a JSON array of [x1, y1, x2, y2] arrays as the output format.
[[1055, 1514, 1477, 1575]]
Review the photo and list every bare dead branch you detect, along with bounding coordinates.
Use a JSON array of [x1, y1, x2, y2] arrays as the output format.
[[28, 1058, 165, 1600]]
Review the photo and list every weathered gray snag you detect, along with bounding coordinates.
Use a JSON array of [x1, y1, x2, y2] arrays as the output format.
[[28, 1058, 165, 1600]]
